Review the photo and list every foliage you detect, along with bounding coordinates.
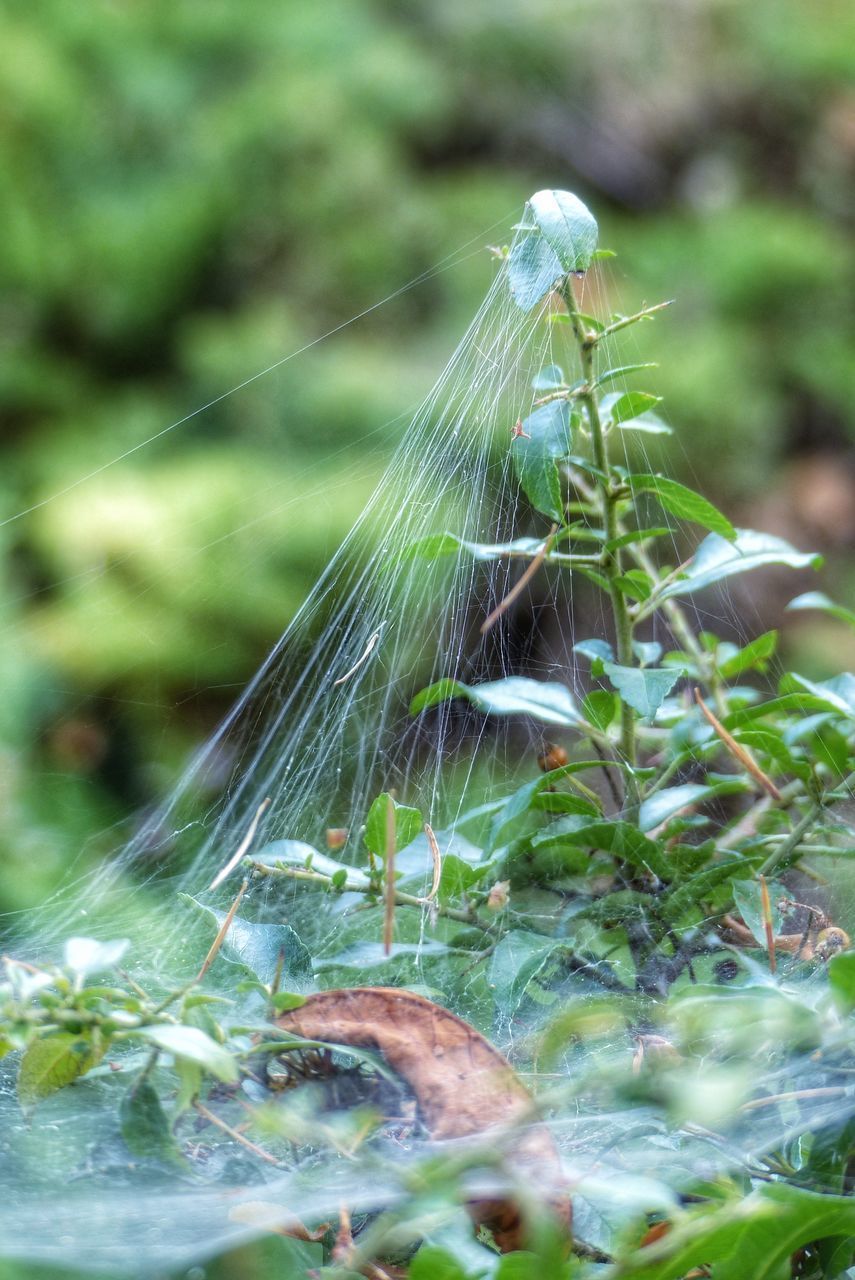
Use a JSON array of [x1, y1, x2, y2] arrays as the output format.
[[5, 189, 855, 1277], [2, 0, 855, 918]]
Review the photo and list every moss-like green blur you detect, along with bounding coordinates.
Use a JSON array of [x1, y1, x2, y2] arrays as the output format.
[[1, 0, 854, 909]]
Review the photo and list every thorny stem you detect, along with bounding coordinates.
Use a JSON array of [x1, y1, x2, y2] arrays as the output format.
[[560, 279, 640, 818]]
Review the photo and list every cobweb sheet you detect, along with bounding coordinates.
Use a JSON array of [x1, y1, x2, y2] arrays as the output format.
[[1, 207, 852, 1277]]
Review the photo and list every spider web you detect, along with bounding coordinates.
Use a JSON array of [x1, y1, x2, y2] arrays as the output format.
[[1, 207, 852, 1277]]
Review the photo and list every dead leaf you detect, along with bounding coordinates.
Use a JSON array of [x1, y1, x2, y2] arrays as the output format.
[[276, 986, 571, 1251]]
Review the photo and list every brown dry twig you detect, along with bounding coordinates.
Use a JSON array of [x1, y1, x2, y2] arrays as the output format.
[[422, 823, 442, 904], [480, 525, 558, 634], [694, 688, 782, 801], [194, 1100, 280, 1166], [196, 879, 248, 982]]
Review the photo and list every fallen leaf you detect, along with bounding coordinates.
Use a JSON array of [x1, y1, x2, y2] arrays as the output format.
[[276, 986, 571, 1251]]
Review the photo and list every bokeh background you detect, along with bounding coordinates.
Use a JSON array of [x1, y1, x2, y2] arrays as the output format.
[[1, 3, 854, 1277], [2, 0, 854, 918]]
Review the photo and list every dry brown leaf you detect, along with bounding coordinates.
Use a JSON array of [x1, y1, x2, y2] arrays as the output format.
[[276, 986, 571, 1252]]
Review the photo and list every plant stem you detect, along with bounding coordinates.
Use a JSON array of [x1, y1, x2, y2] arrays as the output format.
[[247, 858, 478, 925], [560, 280, 639, 817], [759, 800, 825, 876]]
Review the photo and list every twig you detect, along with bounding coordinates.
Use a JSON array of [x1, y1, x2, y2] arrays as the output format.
[[480, 525, 558, 634], [209, 797, 271, 891], [194, 1100, 280, 1165], [248, 858, 478, 925], [2, 955, 49, 977], [196, 879, 248, 982], [759, 874, 776, 975], [332, 1204, 354, 1265], [760, 801, 824, 876], [595, 300, 674, 341], [118, 969, 152, 1001], [740, 1087, 849, 1114], [694, 688, 782, 801], [333, 628, 382, 686], [591, 740, 623, 811], [423, 823, 442, 903]]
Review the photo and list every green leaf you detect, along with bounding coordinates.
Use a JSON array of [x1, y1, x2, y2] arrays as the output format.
[[780, 670, 855, 719], [400, 532, 547, 564], [364, 792, 423, 860], [614, 569, 653, 601], [732, 878, 786, 946], [604, 526, 672, 552], [663, 858, 757, 924], [607, 392, 662, 425], [604, 1183, 855, 1280], [412, 676, 585, 728], [531, 363, 565, 391], [437, 853, 486, 904], [659, 529, 822, 600], [173, 1057, 202, 1117], [182, 895, 313, 989], [271, 991, 308, 1012], [604, 663, 683, 719], [717, 630, 778, 679], [531, 817, 670, 879], [639, 784, 716, 833], [488, 930, 560, 1018], [508, 227, 564, 311], [488, 776, 548, 849], [574, 637, 614, 665], [787, 590, 855, 629], [828, 950, 855, 1015], [602, 391, 671, 434], [594, 362, 657, 389], [410, 678, 470, 715], [17, 1033, 103, 1108], [582, 689, 617, 733], [137, 1024, 238, 1083], [724, 693, 851, 731], [632, 640, 662, 666], [513, 400, 573, 520], [808, 722, 851, 778], [527, 189, 599, 273], [488, 768, 601, 850], [626, 474, 735, 540], [409, 1246, 469, 1280], [120, 1078, 183, 1164]]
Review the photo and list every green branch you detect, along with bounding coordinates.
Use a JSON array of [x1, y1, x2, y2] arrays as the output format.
[[246, 858, 480, 926], [560, 280, 640, 817]]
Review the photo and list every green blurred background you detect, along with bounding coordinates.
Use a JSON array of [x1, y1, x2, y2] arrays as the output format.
[[2, 0, 854, 920], [1, 3, 854, 1275]]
